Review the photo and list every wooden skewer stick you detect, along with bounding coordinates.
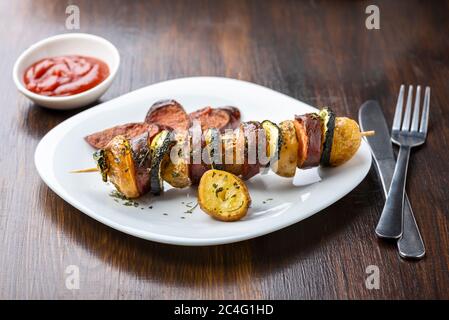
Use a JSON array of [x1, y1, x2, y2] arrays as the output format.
[[70, 167, 99, 173], [360, 130, 375, 137]]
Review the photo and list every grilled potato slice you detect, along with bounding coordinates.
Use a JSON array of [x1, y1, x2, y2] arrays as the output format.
[[276, 120, 299, 177], [162, 133, 191, 188], [101, 135, 140, 199], [329, 117, 361, 166], [198, 169, 251, 222]]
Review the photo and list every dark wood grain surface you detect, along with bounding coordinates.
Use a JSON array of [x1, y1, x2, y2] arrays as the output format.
[[1, 0, 448, 299]]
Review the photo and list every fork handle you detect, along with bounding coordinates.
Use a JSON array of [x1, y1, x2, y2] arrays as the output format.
[[397, 194, 426, 259], [376, 145, 411, 239]]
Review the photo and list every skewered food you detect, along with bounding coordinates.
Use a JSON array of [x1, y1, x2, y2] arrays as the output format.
[[85, 122, 160, 149], [261, 120, 282, 168], [149, 130, 175, 195], [161, 133, 191, 188], [86, 100, 242, 149], [189, 106, 241, 132], [240, 121, 262, 180], [293, 113, 322, 169], [329, 117, 362, 167], [97, 135, 140, 199], [74, 102, 374, 222], [145, 99, 191, 131], [276, 120, 299, 177], [318, 107, 336, 166], [198, 169, 251, 222]]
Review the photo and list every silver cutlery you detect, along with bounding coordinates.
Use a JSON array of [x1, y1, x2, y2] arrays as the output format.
[[359, 100, 425, 259], [376, 85, 430, 239]]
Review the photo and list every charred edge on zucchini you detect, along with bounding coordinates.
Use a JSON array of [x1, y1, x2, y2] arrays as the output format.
[[149, 130, 174, 195], [261, 120, 283, 165], [93, 149, 108, 182], [319, 107, 336, 166], [205, 128, 223, 170]]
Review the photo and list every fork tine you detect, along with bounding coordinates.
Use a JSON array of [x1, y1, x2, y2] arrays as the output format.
[[401, 85, 413, 131], [420, 86, 430, 135], [392, 85, 405, 130], [411, 85, 421, 131]]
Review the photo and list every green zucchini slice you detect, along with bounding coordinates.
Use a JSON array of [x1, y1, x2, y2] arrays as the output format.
[[93, 149, 108, 182], [149, 130, 174, 195], [261, 120, 282, 167], [319, 107, 336, 166], [204, 128, 224, 170]]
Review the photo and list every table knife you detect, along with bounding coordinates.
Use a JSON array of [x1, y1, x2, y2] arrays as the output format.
[[358, 100, 425, 259]]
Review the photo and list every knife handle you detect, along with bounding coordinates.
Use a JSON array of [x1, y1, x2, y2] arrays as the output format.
[[376, 145, 411, 239], [397, 195, 426, 259]]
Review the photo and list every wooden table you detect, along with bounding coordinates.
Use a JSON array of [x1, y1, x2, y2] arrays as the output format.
[[1, 0, 448, 299]]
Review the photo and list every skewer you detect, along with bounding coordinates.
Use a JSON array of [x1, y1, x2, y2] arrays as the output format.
[[360, 130, 375, 137], [70, 130, 376, 173], [70, 167, 98, 173]]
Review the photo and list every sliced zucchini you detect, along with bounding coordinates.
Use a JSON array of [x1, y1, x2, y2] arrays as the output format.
[[319, 107, 336, 166], [100, 135, 140, 199], [149, 130, 174, 195], [261, 120, 282, 169], [93, 149, 108, 182], [204, 128, 224, 170], [198, 169, 251, 222], [276, 120, 299, 177]]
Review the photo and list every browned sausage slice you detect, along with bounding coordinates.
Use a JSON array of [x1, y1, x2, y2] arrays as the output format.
[[294, 114, 322, 169], [130, 132, 152, 195], [189, 106, 238, 132], [145, 99, 191, 131], [240, 121, 261, 180], [84, 122, 159, 149], [219, 106, 241, 130]]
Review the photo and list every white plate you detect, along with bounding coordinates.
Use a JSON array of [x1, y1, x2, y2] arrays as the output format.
[[35, 77, 371, 246]]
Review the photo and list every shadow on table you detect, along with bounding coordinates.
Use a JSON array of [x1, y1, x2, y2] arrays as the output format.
[[37, 166, 382, 288], [18, 100, 101, 140]]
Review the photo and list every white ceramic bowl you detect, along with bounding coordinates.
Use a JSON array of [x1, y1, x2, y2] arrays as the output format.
[[13, 33, 120, 110]]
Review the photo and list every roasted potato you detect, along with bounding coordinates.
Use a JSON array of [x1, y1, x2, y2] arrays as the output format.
[[329, 117, 361, 166], [162, 133, 191, 188], [198, 169, 251, 222], [103, 135, 140, 198], [276, 120, 299, 177]]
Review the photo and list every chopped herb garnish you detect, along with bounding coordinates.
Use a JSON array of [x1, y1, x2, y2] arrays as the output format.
[[184, 202, 198, 214], [109, 190, 128, 200]]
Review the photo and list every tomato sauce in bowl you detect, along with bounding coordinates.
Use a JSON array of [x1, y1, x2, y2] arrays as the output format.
[[23, 55, 109, 97]]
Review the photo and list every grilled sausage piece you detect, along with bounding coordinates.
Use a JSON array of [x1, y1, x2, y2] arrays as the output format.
[[189, 106, 241, 132], [145, 99, 191, 131], [85, 122, 160, 149], [240, 121, 262, 180], [189, 135, 210, 185], [130, 132, 152, 195], [219, 106, 241, 130], [294, 114, 322, 169]]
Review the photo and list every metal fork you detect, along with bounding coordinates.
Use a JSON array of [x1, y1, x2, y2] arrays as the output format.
[[375, 85, 430, 239]]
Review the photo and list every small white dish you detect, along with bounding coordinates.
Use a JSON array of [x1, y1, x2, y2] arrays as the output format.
[[35, 77, 372, 246], [13, 33, 120, 110]]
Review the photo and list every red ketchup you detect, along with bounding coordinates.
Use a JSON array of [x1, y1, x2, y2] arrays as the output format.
[[23, 55, 109, 96]]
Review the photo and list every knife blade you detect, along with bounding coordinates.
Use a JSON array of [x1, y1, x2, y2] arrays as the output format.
[[358, 100, 425, 259]]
